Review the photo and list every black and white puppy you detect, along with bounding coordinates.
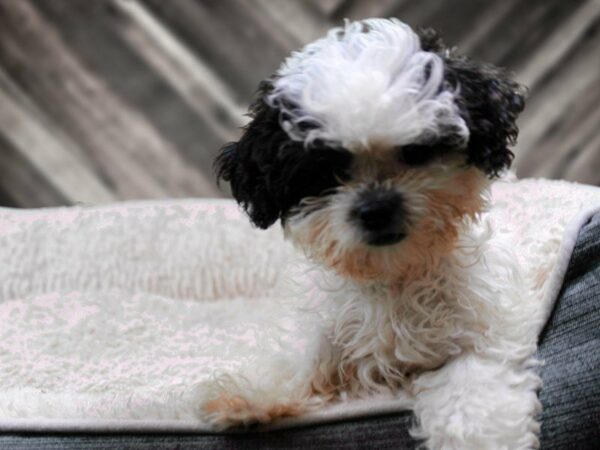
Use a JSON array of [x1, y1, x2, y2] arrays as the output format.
[[213, 18, 540, 450]]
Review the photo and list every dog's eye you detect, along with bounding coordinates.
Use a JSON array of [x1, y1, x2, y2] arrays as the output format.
[[396, 144, 435, 166]]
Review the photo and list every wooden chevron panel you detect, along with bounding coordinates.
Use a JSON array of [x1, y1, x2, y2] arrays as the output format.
[[0, 0, 598, 207]]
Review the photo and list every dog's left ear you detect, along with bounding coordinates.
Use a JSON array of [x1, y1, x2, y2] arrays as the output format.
[[417, 28, 526, 176], [444, 55, 526, 177]]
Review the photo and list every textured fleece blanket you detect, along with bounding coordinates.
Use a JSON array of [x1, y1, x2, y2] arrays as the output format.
[[1, 178, 599, 432]]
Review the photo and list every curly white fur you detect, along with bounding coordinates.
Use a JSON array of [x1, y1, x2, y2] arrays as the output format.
[[268, 18, 469, 150]]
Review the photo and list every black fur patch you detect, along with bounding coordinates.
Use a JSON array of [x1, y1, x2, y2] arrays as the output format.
[[215, 81, 352, 229], [417, 27, 526, 176]]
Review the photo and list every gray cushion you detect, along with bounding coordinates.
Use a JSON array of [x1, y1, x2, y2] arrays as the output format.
[[0, 414, 415, 449], [537, 212, 600, 449]]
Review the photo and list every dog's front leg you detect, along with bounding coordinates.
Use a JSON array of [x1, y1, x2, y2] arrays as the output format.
[[196, 367, 325, 429], [199, 378, 318, 428], [195, 335, 336, 430], [409, 352, 541, 450]]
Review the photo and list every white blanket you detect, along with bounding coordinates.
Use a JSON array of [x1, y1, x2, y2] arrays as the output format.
[[1, 178, 599, 432]]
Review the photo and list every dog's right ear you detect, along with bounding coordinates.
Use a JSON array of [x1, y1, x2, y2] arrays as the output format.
[[215, 140, 279, 229], [214, 81, 285, 229]]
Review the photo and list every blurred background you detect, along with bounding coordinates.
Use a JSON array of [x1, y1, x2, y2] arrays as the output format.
[[0, 0, 599, 208]]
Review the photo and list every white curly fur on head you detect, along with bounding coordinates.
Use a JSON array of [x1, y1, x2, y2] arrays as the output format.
[[268, 18, 469, 150]]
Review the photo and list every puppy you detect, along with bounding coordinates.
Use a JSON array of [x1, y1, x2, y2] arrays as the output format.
[[213, 18, 541, 449]]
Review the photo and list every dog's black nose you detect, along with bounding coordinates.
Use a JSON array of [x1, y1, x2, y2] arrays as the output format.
[[355, 202, 395, 231], [351, 190, 406, 246]]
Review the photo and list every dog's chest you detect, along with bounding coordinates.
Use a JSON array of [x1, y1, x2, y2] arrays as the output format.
[[326, 262, 506, 388]]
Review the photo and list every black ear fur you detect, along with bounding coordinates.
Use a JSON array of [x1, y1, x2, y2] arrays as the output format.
[[214, 81, 288, 229], [417, 28, 526, 177], [445, 57, 525, 176], [214, 80, 352, 229]]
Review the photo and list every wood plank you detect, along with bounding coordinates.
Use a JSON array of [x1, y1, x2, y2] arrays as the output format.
[[307, 0, 348, 18], [250, 0, 330, 46], [0, 188, 18, 208], [513, 23, 600, 173], [522, 81, 600, 179], [112, 0, 246, 133], [0, 0, 220, 200], [465, 0, 585, 69], [406, 0, 493, 46], [515, 0, 600, 90], [0, 0, 597, 199], [143, 0, 290, 100], [333, 0, 406, 21], [0, 133, 69, 208], [0, 69, 115, 205], [552, 110, 600, 182], [389, 0, 449, 29], [458, 0, 520, 54], [33, 0, 231, 182], [498, 0, 587, 70], [563, 127, 600, 185]]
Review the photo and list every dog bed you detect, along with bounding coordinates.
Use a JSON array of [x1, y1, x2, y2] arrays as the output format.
[[0, 178, 599, 447]]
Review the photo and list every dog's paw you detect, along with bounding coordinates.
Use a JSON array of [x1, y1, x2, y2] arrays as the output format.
[[195, 373, 321, 429], [202, 393, 307, 428], [411, 354, 541, 449]]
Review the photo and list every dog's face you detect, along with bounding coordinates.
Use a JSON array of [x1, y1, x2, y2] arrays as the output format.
[[216, 19, 525, 281]]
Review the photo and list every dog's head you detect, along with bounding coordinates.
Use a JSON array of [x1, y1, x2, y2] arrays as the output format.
[[215, 19, 525, 281]]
